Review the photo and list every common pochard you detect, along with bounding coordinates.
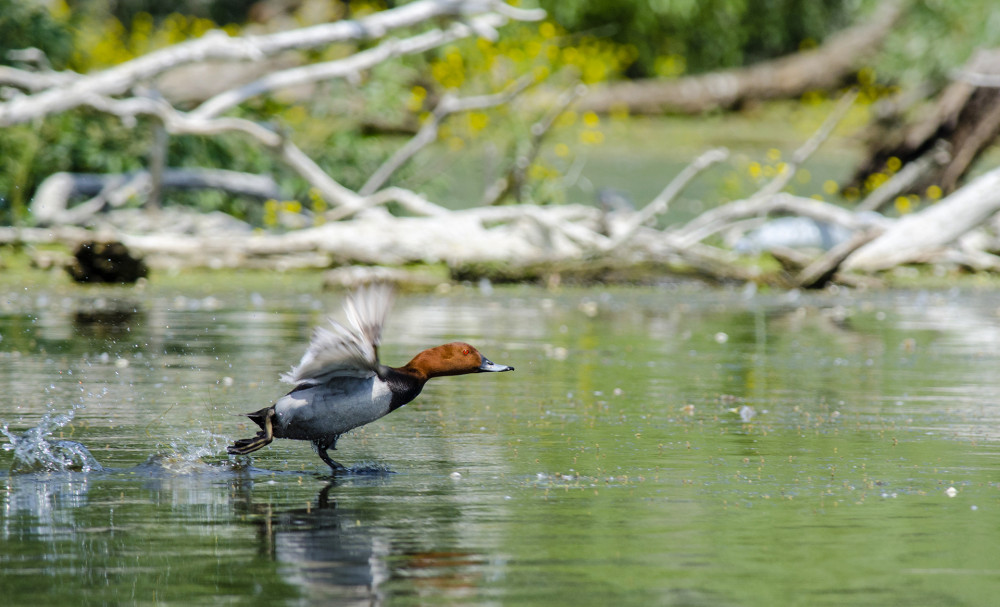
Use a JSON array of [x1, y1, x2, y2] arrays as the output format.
[[228, 284, 514, 471]]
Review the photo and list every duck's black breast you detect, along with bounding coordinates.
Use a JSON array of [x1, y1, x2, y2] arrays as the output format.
[[378, 366, 425, 411]]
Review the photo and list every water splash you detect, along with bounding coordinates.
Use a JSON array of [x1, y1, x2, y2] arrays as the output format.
[[1, 405, 103, 473], [138, 428, 242, 475]]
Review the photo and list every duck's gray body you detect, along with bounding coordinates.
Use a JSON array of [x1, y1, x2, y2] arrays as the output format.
[[272, 376, 394, 449]]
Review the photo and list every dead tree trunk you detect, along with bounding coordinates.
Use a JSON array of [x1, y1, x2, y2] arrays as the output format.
[[842, 165, 1000, 272], [570, 1, 902, 115], [850, 47, 1000, 197], [31, 169, 284, 226]]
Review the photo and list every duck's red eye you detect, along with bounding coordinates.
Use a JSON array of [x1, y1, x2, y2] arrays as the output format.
[[462, 348, 470, 355]]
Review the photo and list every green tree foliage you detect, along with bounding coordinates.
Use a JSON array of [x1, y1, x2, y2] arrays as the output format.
[[0, 0, 76, 69], [875, 0, 1000, 89], [538, 0, 855, 77]]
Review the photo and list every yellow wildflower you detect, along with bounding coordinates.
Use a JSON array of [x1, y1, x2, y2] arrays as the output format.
[[894, 196, 911, 214]]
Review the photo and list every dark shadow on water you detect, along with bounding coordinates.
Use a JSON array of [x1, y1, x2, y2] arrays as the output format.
[[72, 298, 144, 336]]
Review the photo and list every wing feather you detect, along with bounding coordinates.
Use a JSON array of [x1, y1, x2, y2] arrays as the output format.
[[280, 283, 394, 385], [345, 282, 393, 351]]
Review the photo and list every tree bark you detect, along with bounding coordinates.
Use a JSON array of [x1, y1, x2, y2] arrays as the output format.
[[31, 169, 284, 226], [842, 166, 1000, 272], [851, 47, 1000, 196], [570, 1, 902, 115]]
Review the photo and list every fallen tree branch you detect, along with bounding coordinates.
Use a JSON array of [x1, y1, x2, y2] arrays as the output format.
[[190, 13, 512, 120], [569, 1, 902, 114], [605, 147, 729, 249], [482, 82, 588, 205], [843, 165, 1000, 271], [359, 73, 538, 196], [6, 1, 545, 224], [754, 88, 858, 199], [0, 0, 544, 126], [30, 169, 284, 226]]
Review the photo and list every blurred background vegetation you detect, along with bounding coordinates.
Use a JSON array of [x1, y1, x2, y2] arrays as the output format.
[[1, 0, 998, 226]]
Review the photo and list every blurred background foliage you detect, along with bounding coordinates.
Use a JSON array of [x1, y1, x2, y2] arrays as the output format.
[[1, 0, 998, 225], [539, 0, 855, 78]]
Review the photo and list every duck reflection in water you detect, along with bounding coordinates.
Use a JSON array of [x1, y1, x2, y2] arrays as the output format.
[[232, 480, 487, 605]]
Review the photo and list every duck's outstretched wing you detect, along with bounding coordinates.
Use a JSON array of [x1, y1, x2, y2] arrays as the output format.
[[344, 282, 393, 353], [280, 283, 395, 386]]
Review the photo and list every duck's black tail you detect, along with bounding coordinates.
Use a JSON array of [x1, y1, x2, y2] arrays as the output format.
[[227, 406, 275, 455]]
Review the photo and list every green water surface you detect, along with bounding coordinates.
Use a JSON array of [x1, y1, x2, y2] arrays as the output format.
[[1, 283, 998, 605]]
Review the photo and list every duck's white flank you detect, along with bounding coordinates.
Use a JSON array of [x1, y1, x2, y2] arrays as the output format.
[[273, 375, 395, 442]]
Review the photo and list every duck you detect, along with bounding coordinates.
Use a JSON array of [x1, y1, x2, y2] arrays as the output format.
[[227, 283, 514, 472]]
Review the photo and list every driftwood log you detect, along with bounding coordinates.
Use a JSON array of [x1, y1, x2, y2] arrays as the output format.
[[851, 47, 1000, 197], [842, 166, 1000, 272], [569, 1, 903, 115], [32, 169, 284, 226]]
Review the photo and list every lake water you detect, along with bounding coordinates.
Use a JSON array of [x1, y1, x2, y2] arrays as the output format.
[[2, 280, 999, 605]]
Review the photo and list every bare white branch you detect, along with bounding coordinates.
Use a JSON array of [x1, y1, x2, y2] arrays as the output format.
[[951, 69, 1000, 88], [360, 73, 537, 196], [191, 14, 507, 120], [753, 88, 859, 199], [0, 0, 541, 126], [0, 65, 79, 93], [843, 165, 1000, 271], [483, 82, 587, 205], [605, 147, 729, 249]]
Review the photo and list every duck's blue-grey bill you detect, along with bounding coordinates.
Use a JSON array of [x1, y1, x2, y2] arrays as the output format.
[[479, 356, 514, 372]]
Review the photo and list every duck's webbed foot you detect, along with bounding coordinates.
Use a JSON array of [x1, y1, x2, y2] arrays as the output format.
[[227, 409, 275, 455], [227, 433, 272, 455], [315, 440, 348, 473]]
